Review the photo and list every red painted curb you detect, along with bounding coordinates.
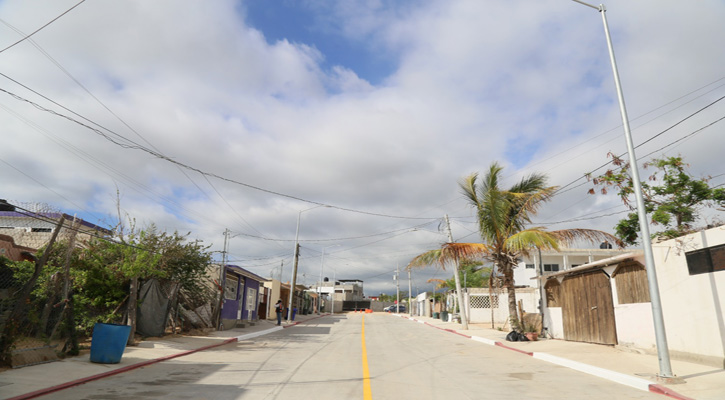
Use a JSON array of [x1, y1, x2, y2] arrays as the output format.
[[494, 342, 534, 356], [648, 384, 695, 400], [444, 328, 472, 339], [7, 337, 239, 400]]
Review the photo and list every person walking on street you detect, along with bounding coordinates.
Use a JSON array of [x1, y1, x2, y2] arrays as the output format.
[[275, 300, 283, 325]]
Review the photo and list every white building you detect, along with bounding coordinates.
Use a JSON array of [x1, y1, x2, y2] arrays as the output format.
[[461, 246, 629, 326], [314, 278, 365, 312], [538, 226, 725, 367], [513, 246, 631, 288]]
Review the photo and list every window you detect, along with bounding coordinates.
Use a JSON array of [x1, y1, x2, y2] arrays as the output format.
[[224, 273, 238, 300], [525, 264, 535, 269], [686, 244, 725, 275], [544, 264, 559, 272], [31, 228, 52, 233]]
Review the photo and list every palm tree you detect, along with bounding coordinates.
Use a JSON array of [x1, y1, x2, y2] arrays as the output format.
[[414, 162, 620, 325]]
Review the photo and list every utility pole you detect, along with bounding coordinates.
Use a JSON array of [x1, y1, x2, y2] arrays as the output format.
[[395, 264, 400, 312], [215, 228, 230, 330], [408, 269, 412, 316], [538, 248, 546, 335], [287, 242, 300, 323], [331, 268, 336, 315], [221, 228, 229, 285], [444, 214, 468, 329]]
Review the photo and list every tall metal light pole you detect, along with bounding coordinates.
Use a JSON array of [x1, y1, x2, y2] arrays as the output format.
[[318, 244, 339, 313], [287, 204, 326, 323], [572, 0, 673, 378]]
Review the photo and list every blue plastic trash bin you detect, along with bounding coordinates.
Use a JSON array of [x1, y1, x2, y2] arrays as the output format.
[[292, 307, 297, 321], [90, 323, 132, 364]]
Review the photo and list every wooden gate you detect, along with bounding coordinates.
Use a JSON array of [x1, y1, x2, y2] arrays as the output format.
[[561, 271, 617, 345]]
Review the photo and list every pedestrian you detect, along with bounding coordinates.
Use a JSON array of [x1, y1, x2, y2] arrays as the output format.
[[275, 300, 283, 325]]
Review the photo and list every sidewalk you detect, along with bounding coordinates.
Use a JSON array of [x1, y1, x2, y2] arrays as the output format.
[[0, 314, 322, 400], [2, 313, 723, 400], [396, 313, 725, 400]]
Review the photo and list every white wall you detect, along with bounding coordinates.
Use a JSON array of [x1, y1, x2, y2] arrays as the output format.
[[541, 228, 725, 366], [467, 288, 537, 325], [651, 227, 725, 366]]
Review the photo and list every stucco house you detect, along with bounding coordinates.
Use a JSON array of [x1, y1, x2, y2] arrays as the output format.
[[538, 225, 725, 368], [218, 265, 266, 330], [462, 247, 629, 326], [0, 203, 111, 251]]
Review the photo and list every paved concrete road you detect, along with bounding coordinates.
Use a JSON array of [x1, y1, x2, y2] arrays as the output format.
[[37, 314, 663, 400]]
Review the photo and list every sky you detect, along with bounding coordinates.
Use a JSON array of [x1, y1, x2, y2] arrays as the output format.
[[1, 0, 724, 296]]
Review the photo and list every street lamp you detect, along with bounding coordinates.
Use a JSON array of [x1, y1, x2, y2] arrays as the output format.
[[287, 204, 327, 323], [572, 1, 674, 379], [318, 244, 340, 314]]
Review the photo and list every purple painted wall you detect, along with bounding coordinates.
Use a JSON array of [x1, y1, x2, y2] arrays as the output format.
[[220, 265, 263, 322]]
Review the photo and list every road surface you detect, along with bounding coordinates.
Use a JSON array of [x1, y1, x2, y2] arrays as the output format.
[[40, 313, 662, 399]]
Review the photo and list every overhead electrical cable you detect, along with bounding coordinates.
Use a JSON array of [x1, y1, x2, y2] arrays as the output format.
[[552, 94, 725, 197], [0, 0, 86, 54], [0, 21, 287, 243], [0, 83, 438, 221], [507, 77, 725, 178], [0, 157, 105, 223]]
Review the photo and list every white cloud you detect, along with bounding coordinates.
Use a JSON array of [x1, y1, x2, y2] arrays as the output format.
[[1, 0, 724, 294]]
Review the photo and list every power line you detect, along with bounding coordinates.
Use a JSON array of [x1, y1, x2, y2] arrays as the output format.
[[0, 84, 439, 220], [0, 0, 86, 54], [552, 95, 725, 197], [512, 76, 725, 180]]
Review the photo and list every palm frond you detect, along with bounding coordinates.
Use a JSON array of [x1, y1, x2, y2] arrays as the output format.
[[407, 249, 443, 269], [441, 242, 490, 261], [505, 229, 561, 254], [549, 229, 623, 248]]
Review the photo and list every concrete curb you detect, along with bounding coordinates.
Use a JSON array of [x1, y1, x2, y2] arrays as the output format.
[[235, 326, 283, 341], [532, 352, 652, 391], [399, 315, 694, 400], [8, 314, 331, 400], [6, 337, 238, 400]]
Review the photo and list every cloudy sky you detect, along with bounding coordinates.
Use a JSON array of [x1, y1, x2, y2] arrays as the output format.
[[1, 0, 724, 296]]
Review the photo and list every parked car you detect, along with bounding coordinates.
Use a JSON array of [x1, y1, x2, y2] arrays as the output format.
[[385, 304, 406, 313]]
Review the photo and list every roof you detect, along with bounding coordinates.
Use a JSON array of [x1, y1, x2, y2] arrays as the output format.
[[225, 264, 267, 282], [532, 251, 644, 281], [0, 211, 112, 235]]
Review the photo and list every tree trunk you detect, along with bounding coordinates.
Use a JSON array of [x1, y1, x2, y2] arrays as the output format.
[[503, 264, 518, 325], [127, 276, 138, 345]]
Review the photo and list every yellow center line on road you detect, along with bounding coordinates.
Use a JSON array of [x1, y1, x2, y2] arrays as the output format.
[[361, 315, 373, 400]]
